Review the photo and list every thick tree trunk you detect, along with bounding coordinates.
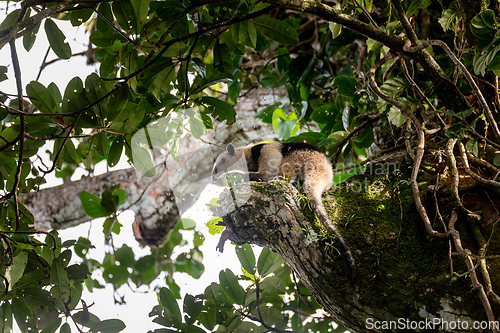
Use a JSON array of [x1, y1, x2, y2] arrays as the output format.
[[214, 174, 500, 332], [23, 88, 287, 245]]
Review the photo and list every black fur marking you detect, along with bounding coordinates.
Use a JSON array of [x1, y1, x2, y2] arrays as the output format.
[[281, 142, 321, 157], [249, 144, 264, 172]]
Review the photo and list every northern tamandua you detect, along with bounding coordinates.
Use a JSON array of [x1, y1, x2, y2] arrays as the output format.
[[211, 142, 357, 280]]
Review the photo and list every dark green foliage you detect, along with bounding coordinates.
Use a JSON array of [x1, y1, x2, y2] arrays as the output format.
[[1, 0, 500, 331]]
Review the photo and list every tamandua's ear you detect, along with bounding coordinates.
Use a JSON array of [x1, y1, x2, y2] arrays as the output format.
[[226, 143, 235, 156]]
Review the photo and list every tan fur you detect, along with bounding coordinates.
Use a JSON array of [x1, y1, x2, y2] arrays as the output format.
[[212, 142, 356, 280]]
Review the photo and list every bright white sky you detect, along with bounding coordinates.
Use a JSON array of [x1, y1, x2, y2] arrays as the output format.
[[0, 12, 248, 333]]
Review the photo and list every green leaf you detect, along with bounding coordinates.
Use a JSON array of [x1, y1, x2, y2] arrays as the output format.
[[66, 263, 91, 280], [257, 249, 283, 277], [328, 22, 342, 39], [159, 287, 182, 328], [60, 323, 71, 333], [253, 17, 299, 45], [272, 108, 299, 140], [131, 143, 155, 177], [466, 139, 479, 157], [44, 19, 71, 59], [23, 21, 41, 52], [471, 10, 498, 40], [180, 218, 196, 230], [387, 107, 407, 127], [112, 0, 137, 33], [73, 310, 100, 328], [12, 298, 35, 332], [187, 109, 206, 139], [219, 269, 245, 304], [79, 190, 108, 218], [235, 244, 256, 275], [260, 276, 285, 294], [6, 252, 28, 290], [26, 81, 57, 113], [198, 307, 217, 331], [333, 75, 357, 98], [107, 136, 124, 168], [114, 244, 135, 267], [183, 294, 203, 326], [0, 10, 20, 31], [90, 319, 126, 333], [0, 302, 13, 333], [50, 258, 70, 303], [0, 66, 7, 83], [200, 96, 236, 125]]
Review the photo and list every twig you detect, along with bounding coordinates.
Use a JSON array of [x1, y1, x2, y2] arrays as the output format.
[[404, 39, 500, 143], [8, 38, 25, 230], [445, 139, 481, 221], [448, 209, 499, 333], [458, 142, 500, 189], [367, 52, 447, 238]]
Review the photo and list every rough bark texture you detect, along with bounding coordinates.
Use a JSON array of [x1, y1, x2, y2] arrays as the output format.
[[23, 88, 287, 245], [214, 175, 500, 333]]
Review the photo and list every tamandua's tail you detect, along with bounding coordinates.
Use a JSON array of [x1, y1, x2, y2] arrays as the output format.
[[309, 191, 357, 281]]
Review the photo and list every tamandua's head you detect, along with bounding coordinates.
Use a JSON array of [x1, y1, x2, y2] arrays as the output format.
[[211, 143, 247, 182]]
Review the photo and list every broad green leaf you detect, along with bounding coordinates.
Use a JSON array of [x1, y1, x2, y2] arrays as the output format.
[[180, 218, 196, 230], [97, 2, 113, 32], [112, 0, 137, 33], [114, 244, 135, 267], [272, 108, 299, 140], [200, 96, 236, 125], [257, 249, 283, 277], [11, 269, 47, 291], [60, 323, 71, 333], [380, 76, 408, 97], [219, 269, 245, 304], [131, 143, 155, 177], [235, 244, 256, 275], [0, 302, 12, 333], [439, 6, 459, 32], [12, 298, 35, 332], [159, 287, 182, 328], [328, 22, 342, 39], [260, 276, 285, 294], [73, 310, 100, 328], [85, 73, 108, 118], [0, 10, 20, 31], [50, 258, 70, 303], [0, 66, 7, 82], [198, 308, 217, 331], [79, 190, 108, 218], [387, 107, 407, 127], [26, 81, 57, 113], [90, 319, 126, 333], [23, 21, 40, 52], [188, 112, 206, 139], [471, 10, 498, 40], [44, 19, 71, 59], [253, 17, 299, 45], [183, 294, 203, 326], [108, 136, 124, 167], [6, 252, 28, 289], [333, 75, 357, 98]]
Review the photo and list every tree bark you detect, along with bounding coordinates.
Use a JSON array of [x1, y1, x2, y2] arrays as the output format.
[[214, 174, 500, 332], [23, 88, 287, 245]]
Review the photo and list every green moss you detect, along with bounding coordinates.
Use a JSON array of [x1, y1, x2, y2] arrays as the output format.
[[316, 174, 488, 319]]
